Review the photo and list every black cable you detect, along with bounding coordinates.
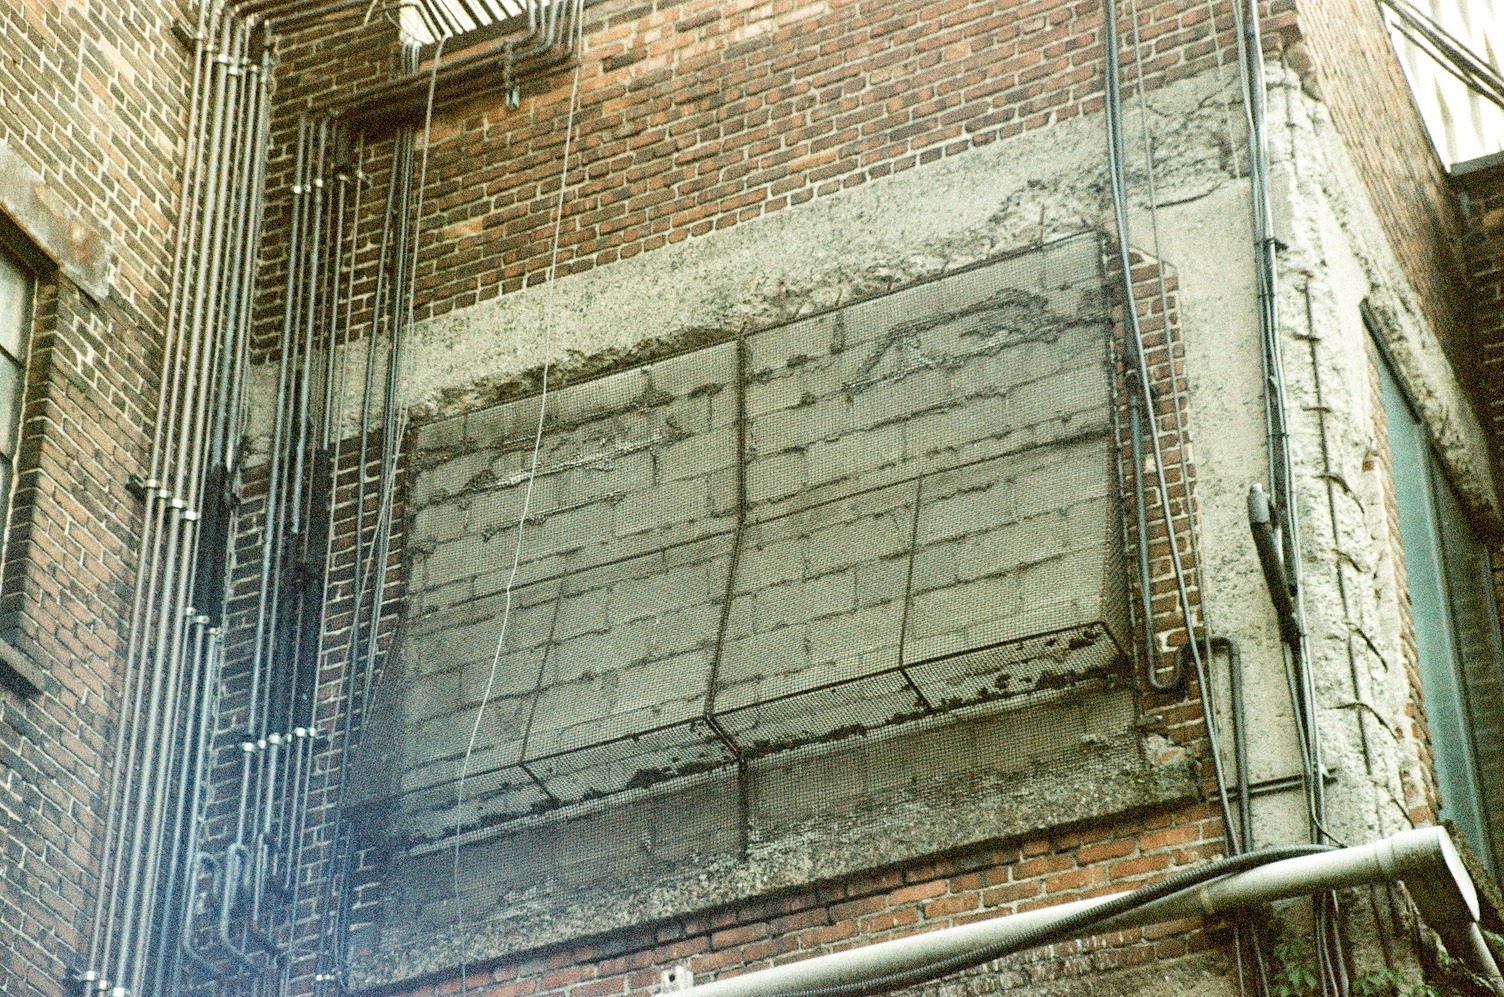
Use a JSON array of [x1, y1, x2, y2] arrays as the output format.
[[776, 845, 1332, 997]]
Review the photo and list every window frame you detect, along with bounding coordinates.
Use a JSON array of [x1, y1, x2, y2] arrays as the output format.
[[0, 241, 36, 560], [0, 220, 45, 696], [1376, 340, 1504, 874]]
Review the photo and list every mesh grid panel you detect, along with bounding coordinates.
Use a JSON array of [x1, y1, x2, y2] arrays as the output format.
[[356, 233, 1133, 856]]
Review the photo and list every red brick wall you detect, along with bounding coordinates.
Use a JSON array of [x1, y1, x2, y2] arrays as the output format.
[[248, 0, 1295, 358], [1456, 165, 1503, 480], [0, 4, 190, 996], [1455, 163, 1504, 778], [1289, 0, 1475, 389]]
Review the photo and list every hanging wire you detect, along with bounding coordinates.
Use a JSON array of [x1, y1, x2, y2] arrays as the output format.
[[1226, 0, 1348, 992], [1104, 0, 1239, 854], [452, 12, 585, 993]]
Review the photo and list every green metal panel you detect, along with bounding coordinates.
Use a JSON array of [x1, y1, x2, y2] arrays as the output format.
[[1378, 356, 1495, 872]]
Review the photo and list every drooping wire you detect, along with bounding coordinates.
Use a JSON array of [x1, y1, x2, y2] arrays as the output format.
[[1121, 0, 1242, 852], [452, 15, 585, 994], [1104, 0, 1239, 855]]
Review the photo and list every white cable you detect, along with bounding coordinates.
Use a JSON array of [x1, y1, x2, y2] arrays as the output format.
[[453, 17, 585, 993]]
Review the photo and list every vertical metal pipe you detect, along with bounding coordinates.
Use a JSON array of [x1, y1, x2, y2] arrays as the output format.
[[104, 10, 234, 986], [244, 112, 308, 846], [87, 0, 217, 981], [116, 10, 242, 986], [291, 120, 330, 537]]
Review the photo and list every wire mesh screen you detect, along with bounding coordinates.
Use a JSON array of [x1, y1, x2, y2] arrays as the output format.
[[353, 234, 1133, 861]]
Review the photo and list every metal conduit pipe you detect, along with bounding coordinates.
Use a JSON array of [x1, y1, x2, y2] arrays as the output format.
[[81, 3, 272, 988], [158, 14, 243, 992], [1128, 383, 1183, 693], [670, 829, 1500, 997], [327, 0, 581, 127], [131, 15, 249, 981], [312, 125, 418, 992], [146, 619, 209, 996], [105, 13, 235, 987], [80, 5, 217, 991], [292, 118, 330, 537], [245, 119, 329, 940], [169, 634, 233, 988], [283, 145, 364, 994], [1230, 0, 1327, 837], [240, 111, 308, 859]]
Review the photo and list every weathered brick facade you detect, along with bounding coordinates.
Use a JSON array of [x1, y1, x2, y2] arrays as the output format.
[[4, 1, 1504, 997]]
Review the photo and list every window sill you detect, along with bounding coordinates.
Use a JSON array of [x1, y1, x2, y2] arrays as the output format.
[[0, 635, 43, 696]]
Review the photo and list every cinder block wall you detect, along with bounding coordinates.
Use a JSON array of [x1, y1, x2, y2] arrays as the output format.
[[0, 4, 191, 996]]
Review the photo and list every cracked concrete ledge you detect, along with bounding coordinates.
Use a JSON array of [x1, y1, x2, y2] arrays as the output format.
[[348, 749, 1197, 990], [1264, 70, 1501, 524], [0, 141, 114, 303]]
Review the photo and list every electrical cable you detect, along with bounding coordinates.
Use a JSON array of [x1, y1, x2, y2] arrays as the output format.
[[1227, 1, 1347, 992], [774, 844, 1332, 997], [452, 16, 584, 994], [1104, 0, 1241, 858]]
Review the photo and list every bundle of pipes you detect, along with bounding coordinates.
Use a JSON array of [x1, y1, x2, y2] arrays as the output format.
[[72, 1, 583, 992], [78, 3, 270, 995]]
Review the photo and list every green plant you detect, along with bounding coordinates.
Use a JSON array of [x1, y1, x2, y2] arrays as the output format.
[[1352, 965, 1439, 997], [1271, 931, 1319, 997]]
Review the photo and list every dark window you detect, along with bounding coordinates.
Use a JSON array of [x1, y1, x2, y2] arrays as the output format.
[[0, 246, 31, 530]]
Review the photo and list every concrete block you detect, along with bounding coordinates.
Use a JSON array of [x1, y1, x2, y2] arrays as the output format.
[[614, 655, 711, 716], [802, 504, 914, 578], [612, 476, 712, 537], [755, 571, 853, 630], [808, 601, 904, 664], [718, 622, 812, 691], [404, 670, 461, 725], [609, 560, 718, 626], [461, 651, 546, 705], [916, 472, 1014, 546], [551, 585, 610, 642], [854, 554, 909, 609], [655, 423, 738, 482], [805, 422, 905, 489], [745, 449, 806, 505], [746, 312, 832, 371]]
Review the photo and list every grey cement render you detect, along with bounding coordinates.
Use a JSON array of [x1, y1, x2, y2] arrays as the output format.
[[313, 63, 1499, 992]]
